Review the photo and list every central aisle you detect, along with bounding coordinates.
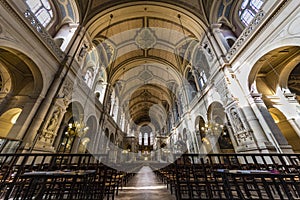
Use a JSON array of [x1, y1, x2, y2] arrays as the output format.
[[115, 166, 176, 200]]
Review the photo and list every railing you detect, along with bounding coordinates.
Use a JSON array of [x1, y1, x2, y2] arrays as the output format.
[[24, 10, 65, 60]]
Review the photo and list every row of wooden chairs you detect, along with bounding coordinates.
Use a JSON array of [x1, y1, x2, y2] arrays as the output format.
[[0, 154, 140, 200], [153, 154, 300, 200], [2, 164, 136, 200]]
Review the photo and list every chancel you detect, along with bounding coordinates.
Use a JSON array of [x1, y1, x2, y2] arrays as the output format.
[[0, 0, 300, 199]]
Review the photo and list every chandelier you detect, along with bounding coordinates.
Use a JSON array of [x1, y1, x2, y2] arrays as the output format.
[[66, 120, 89, 137], [200, 121, 224, 136]]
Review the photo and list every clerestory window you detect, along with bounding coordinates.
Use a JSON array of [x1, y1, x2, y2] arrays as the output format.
[[239, 0, 263, 26], [26, 0, 53, 27]]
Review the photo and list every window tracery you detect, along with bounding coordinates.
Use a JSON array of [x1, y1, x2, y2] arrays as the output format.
[[144, 133, 148, 146], [239, 0, 263, 26], [26, 0, 53, 27]]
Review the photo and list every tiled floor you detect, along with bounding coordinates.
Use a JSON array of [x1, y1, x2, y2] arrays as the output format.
[[115, 166, 176, 200]]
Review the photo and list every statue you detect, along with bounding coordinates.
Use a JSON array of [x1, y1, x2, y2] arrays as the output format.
[[40, 110, 60, 143], [47, 110, 59, 132], [230, 108, 245, 132]]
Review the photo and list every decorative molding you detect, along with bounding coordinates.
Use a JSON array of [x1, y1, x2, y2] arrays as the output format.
[[138, 69, 153, 82], [236, 131, 254, 145], [0, 0, 64, 60], [202, 41, 214, 62], [24, 10, 65, 60], [250, 92, 263, 103], [226, 0, 290, 61], [288, 15, 300, 35], [0, 25, 16, 42], [284, 92, 298, 103], [135, 28, 156, 50], [226, 10, 265, 60], [216, 78, 232, 105]]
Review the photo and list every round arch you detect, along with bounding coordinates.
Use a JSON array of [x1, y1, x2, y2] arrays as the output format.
[[84, 115, 98, 152], [0, 108, 22, 138], [269, 108, 300, 153]]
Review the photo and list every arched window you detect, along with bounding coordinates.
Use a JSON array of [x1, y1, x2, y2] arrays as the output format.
[[84, 69, 94, 88], [150, 132, 154, 145], [239, 0, 263, 26], [26, 0, 53, 27], [187, 70, 197, 100], [139, 132, 142, 145], [144, 133, 148, 146], [198, 70, 207, 89]]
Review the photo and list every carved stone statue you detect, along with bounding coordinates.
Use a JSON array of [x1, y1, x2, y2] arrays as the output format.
[[47, 110, 59, 132], [230, 108, 245, 132], [40, 109, 61, 144]]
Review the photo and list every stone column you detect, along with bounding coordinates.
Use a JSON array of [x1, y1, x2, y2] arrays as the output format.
[[210, 23, 232, 54], [226, 100, 277, 153], [207, 24, 226, 60], [249, 93, 292, 153], [21, 26, 86, 151]]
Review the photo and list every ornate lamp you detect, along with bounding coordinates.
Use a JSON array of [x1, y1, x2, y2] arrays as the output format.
[[200, 122, 224, 137], [66, 120, 89, 137]]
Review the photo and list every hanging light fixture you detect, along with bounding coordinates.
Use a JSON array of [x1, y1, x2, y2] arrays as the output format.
[[198, 96, 225, 140], [200, 121, 224, 137], [66, 119, 89, 138], [178, 13, 223, 137]]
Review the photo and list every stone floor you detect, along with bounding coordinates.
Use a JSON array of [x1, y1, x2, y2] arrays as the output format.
[[115, 166, 176, 200]]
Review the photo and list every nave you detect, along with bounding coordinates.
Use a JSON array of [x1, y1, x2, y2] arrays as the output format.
[[115, 166, 175, 200]]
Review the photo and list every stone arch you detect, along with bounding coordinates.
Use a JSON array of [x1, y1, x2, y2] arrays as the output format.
[[0, 46, 44, 143], [191, 44, 210, 90], [269, 108, 300, 153], [0, 108, 22, 138], [248, 46, 300, 153], [203, 102, 227, 153], [53, 0, 80, 50], [56, 101, 84, 153], [0, 47, 43, 97], [207, 102, 226, 124], [195, 115, 206, 141], [184, 66, 197, 101], [84, 115, 98, 153], [109, 132, 114, 142], [250, 46, 300, 96], [219, 24, 237, 49]]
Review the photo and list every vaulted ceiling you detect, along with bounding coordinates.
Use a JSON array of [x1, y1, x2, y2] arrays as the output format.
[[73, 0, 240, 130]]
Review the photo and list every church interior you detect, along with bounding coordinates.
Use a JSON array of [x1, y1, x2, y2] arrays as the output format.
[[0, 0, 300, 199]]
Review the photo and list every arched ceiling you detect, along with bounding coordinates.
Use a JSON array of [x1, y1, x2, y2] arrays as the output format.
[[252, 46, 300, 106], [73, 0, 239, 131]]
